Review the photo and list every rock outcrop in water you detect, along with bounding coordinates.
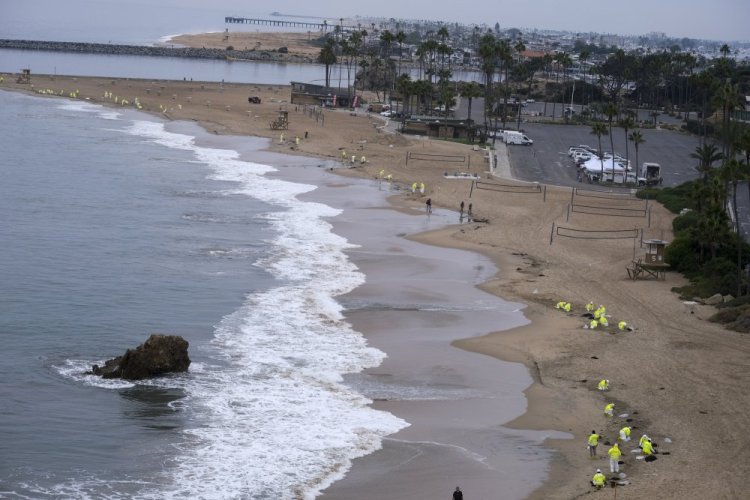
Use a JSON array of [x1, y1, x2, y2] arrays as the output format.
[[90, 334, 190, 380]]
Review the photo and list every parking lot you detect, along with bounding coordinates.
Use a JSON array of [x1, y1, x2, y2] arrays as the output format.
[[505, 122, 702, 188]]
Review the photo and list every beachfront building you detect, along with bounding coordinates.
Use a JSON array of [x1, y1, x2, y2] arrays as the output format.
[[290, 81, 354, 108], [401, 116, 475, 139]]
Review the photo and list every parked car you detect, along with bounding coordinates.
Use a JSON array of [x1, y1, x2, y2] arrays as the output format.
[[568, 147, 591, 157], [380, 110, 392, 117]]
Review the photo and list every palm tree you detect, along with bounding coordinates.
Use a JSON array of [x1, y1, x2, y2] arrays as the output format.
[[579, 48, 591, 106], [721, 158, 747, 233], [395, 31, 406, 78], [514, 39, 526, 66], [691, 143, 724, 181], [558, 52, 573, 122], [628, 130, 645, 178], [721, 158, 748, 295], [738, 129, 750, 169], [318, 38, 337, 88], [459, 81, 483, 140], [437, 43, 453, 74], [462, 81, 483, 126], [478, 33, 498, 130], [591, 122, 609, 181], [413, 79, 434, 115], [380, 30, 394, 60], [693, 70, 714, 146], [541, 53, 553, 117], [713, 80, 742, 159], [694, 205, 730, 261], [418, 39, 439, 84], [497, 39, 512, 130], [619, 115, 636, 173], [437, 26, 450, 42], [396, 74, 413, 114], [720, 44, 731, 58], [603, 101, 618, 158]]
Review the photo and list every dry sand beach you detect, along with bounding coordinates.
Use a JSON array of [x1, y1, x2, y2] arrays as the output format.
[[3, 70, 750, 499]]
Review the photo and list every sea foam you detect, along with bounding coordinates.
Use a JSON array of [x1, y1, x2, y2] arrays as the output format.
[[120, 118, 408, 499]]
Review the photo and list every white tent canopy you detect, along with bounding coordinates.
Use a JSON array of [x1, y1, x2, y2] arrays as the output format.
[[581, 157, 635, 183], [581, 157, 626, 174]]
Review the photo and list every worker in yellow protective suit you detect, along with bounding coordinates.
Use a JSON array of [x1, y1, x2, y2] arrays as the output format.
[[604, 403, 614, 417], [591, 469, 606, 488], [619, 426, 631, 442], [587, 430, 600, 457], [598, 379, 609, 391], [642, 438, 655, 456], [639, 434, 650, 449], [607, 443, 621, 473]]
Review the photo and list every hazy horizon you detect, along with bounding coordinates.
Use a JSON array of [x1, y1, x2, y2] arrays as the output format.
[[216, 0, 748, 43], [3, 1, 747, 44]]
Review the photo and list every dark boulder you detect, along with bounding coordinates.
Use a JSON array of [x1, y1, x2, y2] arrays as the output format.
[[91, 334, 190, 380]]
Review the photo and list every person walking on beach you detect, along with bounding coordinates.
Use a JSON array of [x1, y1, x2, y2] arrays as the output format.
[[453, 486, 463, 500], [426, 198, 432, 214], [460, 200, 465, 215], [588, 430, 600, 457], [608, 442, 622, 473], [467, 203, 473, 219]]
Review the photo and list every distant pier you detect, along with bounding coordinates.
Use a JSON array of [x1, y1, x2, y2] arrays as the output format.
[[225, 17, 329, 31]]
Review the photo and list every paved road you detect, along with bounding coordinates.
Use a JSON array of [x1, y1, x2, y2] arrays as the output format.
[[506, 122, 701, 189]]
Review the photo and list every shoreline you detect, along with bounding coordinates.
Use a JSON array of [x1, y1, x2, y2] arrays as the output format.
[[3, 74, 750, 499], [281, 166, 561, 499]]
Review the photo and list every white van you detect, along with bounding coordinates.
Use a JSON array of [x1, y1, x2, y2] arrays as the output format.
[[504, 130, 533, 146]]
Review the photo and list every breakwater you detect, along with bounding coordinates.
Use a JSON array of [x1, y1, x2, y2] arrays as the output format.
[[0, 39, 315, 63]]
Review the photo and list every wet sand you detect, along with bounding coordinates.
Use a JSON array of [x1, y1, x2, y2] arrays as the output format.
[[283, 166, 567, 499]]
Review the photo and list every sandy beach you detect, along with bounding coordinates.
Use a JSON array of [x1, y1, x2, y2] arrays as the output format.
[[3, 71, 750, 499]]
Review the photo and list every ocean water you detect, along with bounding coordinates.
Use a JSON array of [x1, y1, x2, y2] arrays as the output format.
[[0, 0, 484, 84], [0, 4, 542, 498], [0, 0, 311, 45], [0, 90, 406, 499]]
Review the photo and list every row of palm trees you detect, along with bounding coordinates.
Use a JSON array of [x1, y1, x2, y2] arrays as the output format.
[[318, 28, 746, 154]]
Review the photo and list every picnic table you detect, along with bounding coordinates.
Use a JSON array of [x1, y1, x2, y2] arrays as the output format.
[[627, 259, 668, 280]]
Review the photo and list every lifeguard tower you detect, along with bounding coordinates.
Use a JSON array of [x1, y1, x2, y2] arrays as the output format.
[[269, 109, 288, 130], [644, 239, 667, 265], [627, 239, 669, 280], [16, 69, 31, 84]]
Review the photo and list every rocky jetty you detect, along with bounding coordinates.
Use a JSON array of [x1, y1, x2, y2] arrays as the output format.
[[90, 334, 190, 380], [0, 39, 314, 63]]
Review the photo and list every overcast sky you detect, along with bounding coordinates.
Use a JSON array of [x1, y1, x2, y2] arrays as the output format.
[[206, 0, 748, 42]]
